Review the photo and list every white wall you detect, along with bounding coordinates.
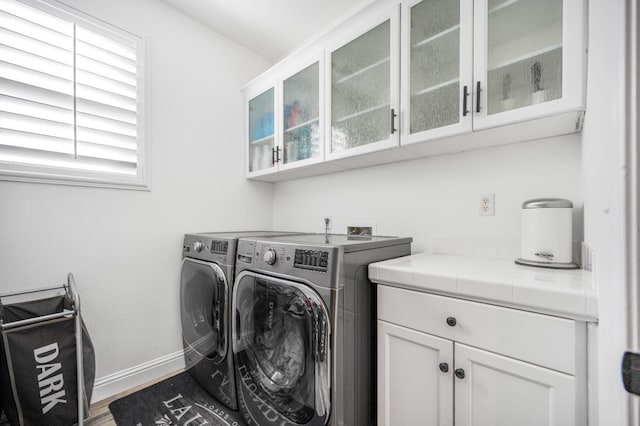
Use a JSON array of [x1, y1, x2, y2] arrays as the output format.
[[273, 135, 582, 256], [0, 0, 273, 385]]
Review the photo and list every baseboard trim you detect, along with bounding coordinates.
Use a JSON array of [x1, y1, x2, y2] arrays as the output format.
[[92, 349, 186, 403]]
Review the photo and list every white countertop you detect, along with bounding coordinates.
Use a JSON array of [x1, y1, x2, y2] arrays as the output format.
[[369, 253, 597, 322]]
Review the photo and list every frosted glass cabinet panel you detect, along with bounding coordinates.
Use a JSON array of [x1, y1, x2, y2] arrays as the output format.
[[327, 2, 400, 160], [282, 62, 321, 166], [402, 0, 473, 144], [331, 21, 390, 152], [247, 87, 275, 173], [486, 0, 562, 115]]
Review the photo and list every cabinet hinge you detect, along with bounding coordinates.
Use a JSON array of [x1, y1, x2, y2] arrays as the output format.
[[575, 111, 585, 131]]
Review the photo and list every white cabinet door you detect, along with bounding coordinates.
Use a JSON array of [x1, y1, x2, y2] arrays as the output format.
[[472, 0, 586, 130], [377, 320, 454, 426], [454, 343, 575, 426], [401, 0, 474, 145], [245, 79, 278, 177], [325, 0, 401, 161], [279, 55, 324, 171]]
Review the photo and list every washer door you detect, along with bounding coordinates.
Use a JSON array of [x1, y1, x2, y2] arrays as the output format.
[[180, 258, 228, 364], [233, 271, 330, 426]]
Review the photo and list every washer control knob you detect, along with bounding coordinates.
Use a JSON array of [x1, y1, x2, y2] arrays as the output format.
[[193, 241, 204, 253], [264, 248, 277, 265]]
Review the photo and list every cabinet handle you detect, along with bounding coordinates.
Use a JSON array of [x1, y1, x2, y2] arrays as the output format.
[[276, 146, 281, 163], [446, 316, 457, 327], [390, 108, 398, 134], [475, 81, 481, 113], [439, 362, 449, 373], [271, 147, 276, 165], [463, 85, 469, 117], [455, 368, 466, 379]]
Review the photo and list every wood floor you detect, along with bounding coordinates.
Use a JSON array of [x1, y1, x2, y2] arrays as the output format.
[[85, 369, 184, 426]]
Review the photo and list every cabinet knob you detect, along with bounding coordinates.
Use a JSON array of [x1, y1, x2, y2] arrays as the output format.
[[439, 362, 449, 373], [446, 316, 457, 327], [455, 368, 466, 379]]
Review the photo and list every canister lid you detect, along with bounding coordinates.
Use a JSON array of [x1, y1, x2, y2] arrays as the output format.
[[522, 198, 573, 209]]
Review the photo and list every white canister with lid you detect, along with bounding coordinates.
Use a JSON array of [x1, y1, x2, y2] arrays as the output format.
[[515, 198, 578, 269]]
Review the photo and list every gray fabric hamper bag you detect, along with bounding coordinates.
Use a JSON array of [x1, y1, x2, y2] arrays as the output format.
[[0, 284, 95, 426]]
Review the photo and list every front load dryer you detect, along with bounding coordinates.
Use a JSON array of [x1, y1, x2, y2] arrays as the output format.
[[232, 233, 412, 425], [180, 231, 299, 411]]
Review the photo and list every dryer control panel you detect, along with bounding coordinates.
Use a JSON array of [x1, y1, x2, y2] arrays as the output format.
[[294, 249, 329, 272], [183, 234, 234, 265], [235, 239, 340, 288], [210, 240, 229, 254]]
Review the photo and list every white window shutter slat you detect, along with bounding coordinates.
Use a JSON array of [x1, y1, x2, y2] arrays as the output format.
[[77, 112, 136, 138], [76, 54, 136, 86], [76, 68, 136, 99], [0, 61, 73, 95], [0, 43, 73, 81], [0, 0, 71, 34], [76, 24, 135, 60], [1, 77, 74, 109], [0, 127, 73, 154], [0, 27, 73, 65], [0, 94, 73, 124], [76, 97, 135, 124], [77, 140, 137, 163], [0, 110, 73, 139], [76, 40, 136, 74], [76, 126, 136, 151], [76, 83, 136, 112], [0, 9, 72, 49]]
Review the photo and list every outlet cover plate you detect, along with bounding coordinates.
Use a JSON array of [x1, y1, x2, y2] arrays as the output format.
[[479, 193, 495, 216]]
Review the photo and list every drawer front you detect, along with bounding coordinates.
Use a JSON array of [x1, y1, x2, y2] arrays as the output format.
[[377, 285, 577, 374]]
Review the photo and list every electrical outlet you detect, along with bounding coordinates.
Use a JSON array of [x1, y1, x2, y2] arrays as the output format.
[[479, 193, 495, 216]]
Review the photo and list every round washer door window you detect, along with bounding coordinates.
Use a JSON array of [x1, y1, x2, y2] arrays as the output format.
[[180, 258, 228, 364], [233, 272, 330, 425]]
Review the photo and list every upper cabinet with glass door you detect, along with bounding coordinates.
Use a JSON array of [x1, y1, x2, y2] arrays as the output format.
[[473, 0, 586, 129], [403, 0, 585, 146], [244, 0, 586, 180], [325, 1, 401, 161], [246, 82, 277, 177], [245, 55, 323, 179], [401, 0, 473, 144], [281, 58, 323, 170]]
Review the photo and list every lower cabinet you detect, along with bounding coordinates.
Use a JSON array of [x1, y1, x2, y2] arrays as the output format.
[[377, 285, 587, 426], [378, 321, 453, 425]]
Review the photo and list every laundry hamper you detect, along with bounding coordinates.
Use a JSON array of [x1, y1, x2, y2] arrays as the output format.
[[0, 273, 95, 426]]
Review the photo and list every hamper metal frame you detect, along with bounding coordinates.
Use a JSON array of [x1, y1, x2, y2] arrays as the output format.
[[0, 273, 85, 425]]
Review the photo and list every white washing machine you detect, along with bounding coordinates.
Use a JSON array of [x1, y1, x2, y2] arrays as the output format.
[[180, 231, 299, 411], [232, 233, 412, 425]]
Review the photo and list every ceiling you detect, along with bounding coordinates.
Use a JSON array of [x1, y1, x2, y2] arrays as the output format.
[[159, 0, 368, 63]]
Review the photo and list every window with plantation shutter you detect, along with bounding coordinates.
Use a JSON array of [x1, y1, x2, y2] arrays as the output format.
[[0, 0, 148, 189]]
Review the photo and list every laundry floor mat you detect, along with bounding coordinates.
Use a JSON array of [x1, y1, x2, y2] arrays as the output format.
[[108, 372, 245, 426]]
